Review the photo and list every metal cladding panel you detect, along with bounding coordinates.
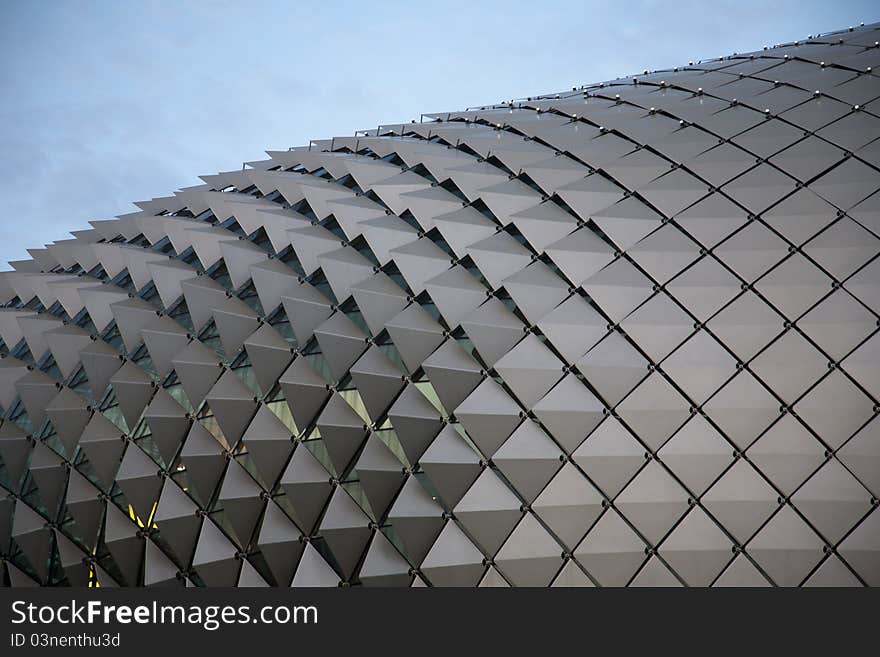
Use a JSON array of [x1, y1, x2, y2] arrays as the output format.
[[2, 22, 880, 587]]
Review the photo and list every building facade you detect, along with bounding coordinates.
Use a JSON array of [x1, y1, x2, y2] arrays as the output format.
[[1, 23, 880, 587]]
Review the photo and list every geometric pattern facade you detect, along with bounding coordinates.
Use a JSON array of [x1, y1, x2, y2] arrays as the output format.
[[2, 22, 880, 587]]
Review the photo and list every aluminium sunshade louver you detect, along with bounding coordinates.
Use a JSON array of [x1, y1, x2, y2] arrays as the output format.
[[1, 22, 880, 587]]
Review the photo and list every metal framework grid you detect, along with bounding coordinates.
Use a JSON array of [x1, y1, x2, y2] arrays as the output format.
[[1, 22, 880, 587]]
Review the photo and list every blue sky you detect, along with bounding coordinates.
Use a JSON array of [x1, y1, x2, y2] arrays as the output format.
[[0, 0, 876, 268]]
